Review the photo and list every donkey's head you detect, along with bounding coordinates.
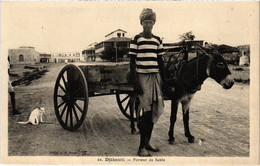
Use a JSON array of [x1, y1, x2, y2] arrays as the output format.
[[204, 49, 234, 89]]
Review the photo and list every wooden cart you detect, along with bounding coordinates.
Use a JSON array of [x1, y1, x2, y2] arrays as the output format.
[[53, 62, 137, 131], [53, 41, 205, 131]]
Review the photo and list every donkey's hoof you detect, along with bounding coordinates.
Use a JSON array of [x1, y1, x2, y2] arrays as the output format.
[[188, 137, 195, 143], [168, 138, 175, 145]]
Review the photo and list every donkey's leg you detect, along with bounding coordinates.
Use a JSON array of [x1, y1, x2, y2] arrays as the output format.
[[168, 100, 179, 144], [130, 93, 137, 134], [135, 105, 141, 131], [182, 100, 195, 143]]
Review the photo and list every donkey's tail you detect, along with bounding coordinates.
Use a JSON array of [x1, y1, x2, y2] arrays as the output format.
[[18, 121, 29, 124]]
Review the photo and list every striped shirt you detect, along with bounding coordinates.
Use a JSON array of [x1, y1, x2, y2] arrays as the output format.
[[129, 34, 164, 73]]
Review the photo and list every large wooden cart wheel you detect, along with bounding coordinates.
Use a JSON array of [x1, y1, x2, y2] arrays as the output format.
[[116, 91, 143, 121], [54, 64, 88, 131]]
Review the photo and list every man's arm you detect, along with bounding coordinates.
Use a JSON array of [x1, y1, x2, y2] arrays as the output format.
[[130, 55, 137, 83], [130, 56, 143, 95], [129, 36, 143, 95], [158, 55, 165, 82]]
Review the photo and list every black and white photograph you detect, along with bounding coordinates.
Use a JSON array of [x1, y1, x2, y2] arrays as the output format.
[[1, 1, 259, 165]]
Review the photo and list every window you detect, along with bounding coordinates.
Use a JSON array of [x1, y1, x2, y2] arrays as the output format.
[[19, 54, 24, 61]]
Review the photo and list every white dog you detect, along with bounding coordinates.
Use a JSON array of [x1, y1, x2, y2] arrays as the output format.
[[18, 107, 45, 125]]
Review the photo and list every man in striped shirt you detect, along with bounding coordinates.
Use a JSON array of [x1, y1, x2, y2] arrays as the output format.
[[129, 8, 165, 156]]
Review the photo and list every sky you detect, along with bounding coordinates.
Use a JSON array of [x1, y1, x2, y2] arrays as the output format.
[[1, 1, 259, 54]]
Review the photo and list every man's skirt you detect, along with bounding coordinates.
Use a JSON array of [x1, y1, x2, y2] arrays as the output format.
[[137, 73, 164, 123]]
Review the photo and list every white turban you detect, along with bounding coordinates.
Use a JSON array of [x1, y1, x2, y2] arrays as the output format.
[[139, 8, 156, 24]]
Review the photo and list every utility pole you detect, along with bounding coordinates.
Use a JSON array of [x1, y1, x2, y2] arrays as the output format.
[[115, 42, 118, 63]]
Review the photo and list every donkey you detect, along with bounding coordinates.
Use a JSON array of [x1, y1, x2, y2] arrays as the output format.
[[129, 45, 234, 144]]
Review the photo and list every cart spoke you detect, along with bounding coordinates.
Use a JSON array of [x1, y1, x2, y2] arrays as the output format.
[[58, 101, 66, 109], [70, 105, 73, 127], [57, 95, 64, 97], [124, 100, 130, 112], [74, 102, 83, 113], [72, 105, 79, 122], [66, 68, 73, 92], [60, 103, 68, 119], [65, 105, 70, 125], [61, 75, 68, 90], [121, 95, 130, 104], [58, 84, 67, 93]]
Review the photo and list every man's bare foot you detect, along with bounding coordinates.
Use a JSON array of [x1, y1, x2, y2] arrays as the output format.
[[145, 144, 159, 152], [137, 147, 151, 156]]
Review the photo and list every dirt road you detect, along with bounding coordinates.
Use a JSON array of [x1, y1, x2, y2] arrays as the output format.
[[8, 63, 249, 157]]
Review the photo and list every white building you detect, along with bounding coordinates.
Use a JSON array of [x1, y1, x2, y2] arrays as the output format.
[[8, 46, 40, 65], [53, 52, 81, 63]]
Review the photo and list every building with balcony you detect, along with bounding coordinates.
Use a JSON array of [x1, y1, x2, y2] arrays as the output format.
[[105, 29, 127, 39], [95, 29, 130, 61], [82, 42, 97, 62]]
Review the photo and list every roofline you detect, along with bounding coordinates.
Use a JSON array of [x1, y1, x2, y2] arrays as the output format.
[[94, 37, 130, 46], [104, 37, 130, 42], [105, 29, 127, 37]]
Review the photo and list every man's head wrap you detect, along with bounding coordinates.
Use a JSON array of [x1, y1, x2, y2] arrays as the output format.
[[139, 8, 156, 24]]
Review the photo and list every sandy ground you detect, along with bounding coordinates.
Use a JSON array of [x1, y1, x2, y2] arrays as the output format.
[[8, 63, 249, 157]]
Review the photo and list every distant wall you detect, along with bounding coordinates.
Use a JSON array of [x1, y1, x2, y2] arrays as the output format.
[[8, 47, 40, 65]]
